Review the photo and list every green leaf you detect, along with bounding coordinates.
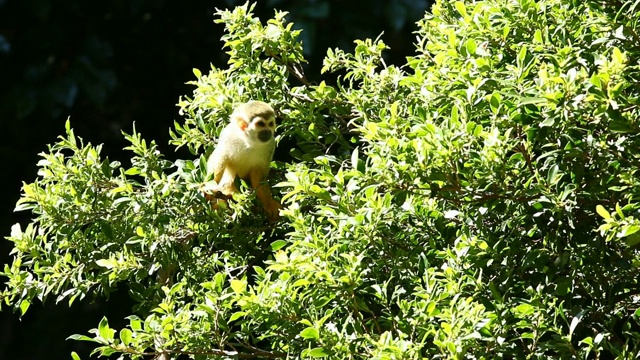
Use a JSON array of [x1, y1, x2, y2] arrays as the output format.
[[67, 334, 98, 342], [127, 316, 142, 331], [124, 167, 141, 176], [580, 336, 593, 347], [308, 347, 329, 357], [624, 225, 640, 237], [96, 259, 115, 269], [271, 240, 287, 251], [612, 47, 625, 63], [625, 233, 640, 247], [300, 327, 319, 340], [489, 92, 501, 113], [465, 39, 477, 55], [97, 346, 117, 356], [517, 46, 527, 68], [98, 317, 113, 342], [451, 105, 459, 123], [230, 279, 246, 294], [292, 279, 310, 287], [19, 299, 30, 315], [547, 165, 559, 184], [229, 311, 247, 322], [519, 97, 546, 106], [596, 205, 610, 219], [135, 226, 145, 237], [454, 1, 467, 17], [533, 29, 543, 43], [119, 328, 132, 346], [70, 351, 82, 360], [540, 117, 555, 127], [514, 303, 535, 316], [214, 273, 226, 292]]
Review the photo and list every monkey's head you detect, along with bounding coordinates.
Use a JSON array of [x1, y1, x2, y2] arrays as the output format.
[[232, 101, 277, 144]]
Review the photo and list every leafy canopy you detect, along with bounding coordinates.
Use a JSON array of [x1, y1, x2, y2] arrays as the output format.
[[3, 0, 640, 359]]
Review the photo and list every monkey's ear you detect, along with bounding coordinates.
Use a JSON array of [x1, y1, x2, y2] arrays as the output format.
[[232, 113, 249, 131]]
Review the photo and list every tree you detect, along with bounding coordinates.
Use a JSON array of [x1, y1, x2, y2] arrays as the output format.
[[3, 0, 640, 358]]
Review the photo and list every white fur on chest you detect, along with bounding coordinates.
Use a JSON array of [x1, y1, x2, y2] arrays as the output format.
[[218, 126, 274, 178]]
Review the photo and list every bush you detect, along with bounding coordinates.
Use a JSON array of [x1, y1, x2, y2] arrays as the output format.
[[3, 0, 640, 358]]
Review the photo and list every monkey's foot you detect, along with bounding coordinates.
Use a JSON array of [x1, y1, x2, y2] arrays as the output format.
[[264, 199, 283, 222]]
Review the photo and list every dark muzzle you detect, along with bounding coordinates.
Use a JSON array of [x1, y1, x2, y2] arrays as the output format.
[[258, 130, 272, 142]]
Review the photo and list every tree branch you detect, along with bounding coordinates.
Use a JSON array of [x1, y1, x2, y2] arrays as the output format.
[[266, 51, 310, 86]]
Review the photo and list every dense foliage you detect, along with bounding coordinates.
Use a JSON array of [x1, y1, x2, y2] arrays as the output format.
[[3, 0, 640, 358]]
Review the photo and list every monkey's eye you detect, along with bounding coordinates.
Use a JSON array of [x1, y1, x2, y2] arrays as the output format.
[[268, 121, 275, 127], [255, 120, 266, 127]]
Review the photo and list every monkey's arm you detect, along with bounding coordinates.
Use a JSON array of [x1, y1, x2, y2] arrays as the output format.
[[218, 164, 238, 196]]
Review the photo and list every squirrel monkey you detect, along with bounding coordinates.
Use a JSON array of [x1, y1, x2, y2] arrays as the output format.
[[204, 101, 282, 222]]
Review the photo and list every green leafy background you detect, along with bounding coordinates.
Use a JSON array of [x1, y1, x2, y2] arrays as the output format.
[[4, 0, 640, 359]]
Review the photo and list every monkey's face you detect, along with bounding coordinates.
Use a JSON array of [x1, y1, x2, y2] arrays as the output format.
[[245, 115, 276, 143], [231, 101, 277, 145]]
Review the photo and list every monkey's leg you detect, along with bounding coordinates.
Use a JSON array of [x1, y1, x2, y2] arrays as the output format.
[[249, 168, 282, 222]]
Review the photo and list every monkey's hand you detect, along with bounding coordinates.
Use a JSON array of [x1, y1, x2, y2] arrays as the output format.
[[200, 181, 232, 205]]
